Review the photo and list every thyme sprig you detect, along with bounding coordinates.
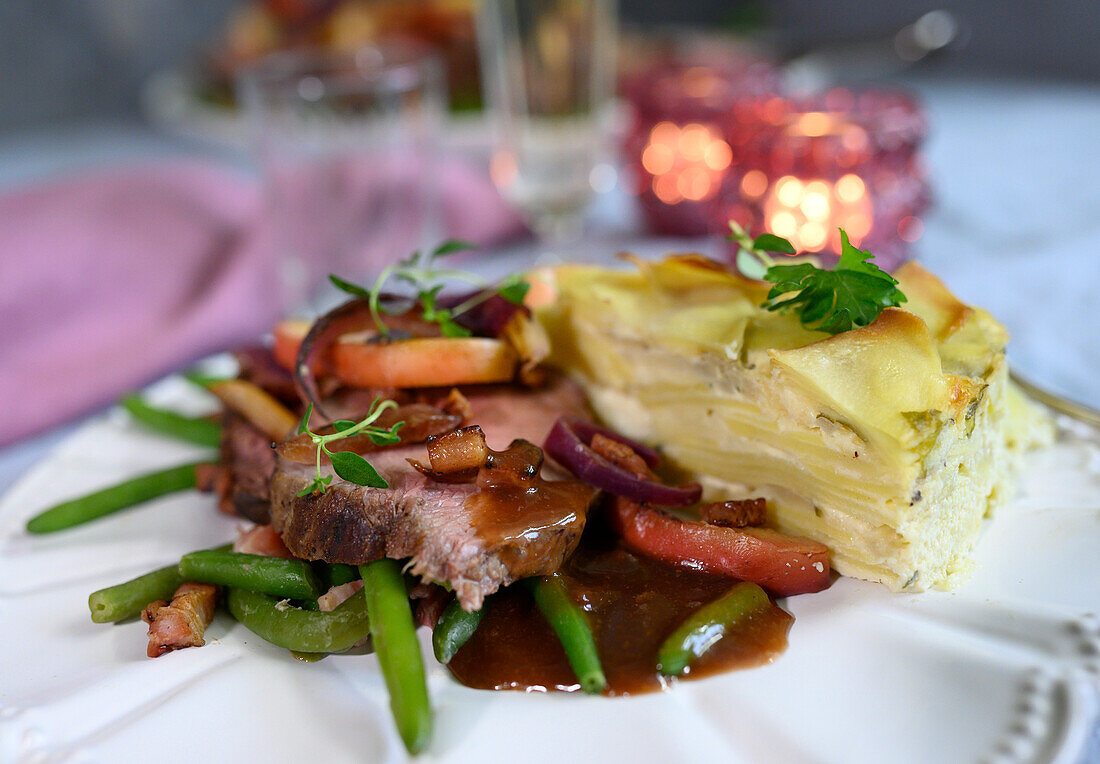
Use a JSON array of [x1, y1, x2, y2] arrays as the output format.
[[329, 239, 530, 339], [294, 398, 405, 496], [729, 222, 906, 335]]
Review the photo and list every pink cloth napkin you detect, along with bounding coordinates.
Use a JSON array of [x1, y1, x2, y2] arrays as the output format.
[[0, 159, 526, 447]]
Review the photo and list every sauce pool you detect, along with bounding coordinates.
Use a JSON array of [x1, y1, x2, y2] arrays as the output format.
[[447, 520, 793, 695]]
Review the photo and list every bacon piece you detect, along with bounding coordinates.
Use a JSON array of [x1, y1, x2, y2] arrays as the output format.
[[589, 433, 654, 481], [317, 580, 364, 612], [194, 463, 224, 493], [410, 583, 450, 629], [142, 583, 218, 658], [700, 498, 767, 528], [234, 524, 294, 558]]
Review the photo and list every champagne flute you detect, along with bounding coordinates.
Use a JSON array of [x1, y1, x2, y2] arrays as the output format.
[[477, 0, 617, 244], [237, 43, 445, 315]]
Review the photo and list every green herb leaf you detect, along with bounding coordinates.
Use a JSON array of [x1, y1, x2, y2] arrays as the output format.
[[329, 450, 389, 488], [332, 419, 357, 433], [498, 278, 531, 306], [752, 233, 797, 255], [295, 475, 332, 497], [334, 238, 513, 339], [367, 421, 405, 445], [727, 221, 754, 247], [835, 230, 897, 281], [432, 239, 478, 257], [438, 316, 473, 338], [297, 403, 314, 435], [762, 228, 906, 334], [728, 221, 779, 278], [329, 274, 371, 299], [735, 248, 769, 280]]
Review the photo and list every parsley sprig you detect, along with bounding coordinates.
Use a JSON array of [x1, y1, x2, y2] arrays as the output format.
[[329, 239, 530, 339], [294, 398, 405, 496], [730, 222, 906, 335]]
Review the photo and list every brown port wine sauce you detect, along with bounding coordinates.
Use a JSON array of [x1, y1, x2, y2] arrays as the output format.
[[447, 516, 793, 695]]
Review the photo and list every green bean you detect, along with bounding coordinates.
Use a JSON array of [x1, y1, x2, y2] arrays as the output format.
[[26, 462, 204, 534], [323, 563, 361, 588], [88, 542, 233, 623], [120, 395, 223, 447], [183, 371, 231, 389], [227, 587, 371, 653], [290, 651, 326, 662], [179, 550, 322, 600], [657, 582, 772, 677], [89, 564, 180, 623], [432, 598, 482, 664], [360, 560, 432, 755], [525, 575, 607, 695]]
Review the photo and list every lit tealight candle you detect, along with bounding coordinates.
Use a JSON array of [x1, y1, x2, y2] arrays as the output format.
[[762, 173, 874, 253], [641, 121, 733, 206]]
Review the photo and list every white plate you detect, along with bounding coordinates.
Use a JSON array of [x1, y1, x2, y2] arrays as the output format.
[[1, 376, 1098, 764]]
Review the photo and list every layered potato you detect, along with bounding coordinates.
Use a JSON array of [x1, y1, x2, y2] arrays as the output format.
[[537, 256, 1052, 591]]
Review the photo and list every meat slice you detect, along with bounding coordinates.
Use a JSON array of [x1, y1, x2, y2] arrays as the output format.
[[269, 375, 593, 610], [142, 583, 218, 658], [217, 412, 276, 523]]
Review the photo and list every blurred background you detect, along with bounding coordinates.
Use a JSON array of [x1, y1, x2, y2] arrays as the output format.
[[2, 0, 1098, 130], [1, 0, 1098, 457]]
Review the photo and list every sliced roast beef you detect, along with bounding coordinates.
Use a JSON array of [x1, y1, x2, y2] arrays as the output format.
[[269, 375, 594, 610], [217, 412, 276, 523]]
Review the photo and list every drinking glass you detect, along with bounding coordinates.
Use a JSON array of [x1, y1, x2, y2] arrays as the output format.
[[477, 0, 617, 243], [237, 44, 445, 314]]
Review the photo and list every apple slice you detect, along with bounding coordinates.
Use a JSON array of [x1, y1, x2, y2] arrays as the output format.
[[271, 320, 519, 388]]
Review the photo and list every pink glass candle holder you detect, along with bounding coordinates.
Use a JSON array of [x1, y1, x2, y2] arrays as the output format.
[[622, 59, 930, 270]]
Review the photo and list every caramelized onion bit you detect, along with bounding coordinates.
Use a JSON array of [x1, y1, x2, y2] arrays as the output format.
[[426, 426, 490, 475], [438, 388, 473, 423], [543, 418, 699, 506], [590, 434, 653, 480], [501, 311, 551, 386], [555, 417, 661, 469]]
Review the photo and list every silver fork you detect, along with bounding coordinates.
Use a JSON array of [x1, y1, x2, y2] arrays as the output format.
[[1010, 372, 1100, 428]]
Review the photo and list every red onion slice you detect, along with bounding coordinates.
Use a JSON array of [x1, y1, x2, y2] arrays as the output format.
[[543, 418, 700, 506], [555, 417, 661, 469], [441, 290, 530, 338]]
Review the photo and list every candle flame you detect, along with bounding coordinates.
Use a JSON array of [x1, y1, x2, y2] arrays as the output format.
[[763, 175, 873, 253], [740, 170, 768, 198], [643, 122, 732, 205]]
